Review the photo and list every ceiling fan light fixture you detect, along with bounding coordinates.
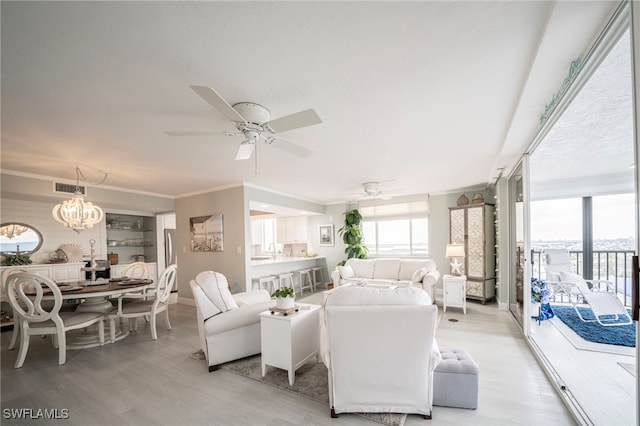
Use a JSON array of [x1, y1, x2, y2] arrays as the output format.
[[363, 182, 381, 196], [235, 140, 255, 160]]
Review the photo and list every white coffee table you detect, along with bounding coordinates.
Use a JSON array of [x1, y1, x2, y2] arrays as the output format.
[[260, 303, 321, 385]]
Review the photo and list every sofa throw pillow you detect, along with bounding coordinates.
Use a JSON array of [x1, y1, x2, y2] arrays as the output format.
[[191, 281, 222, 320], [411, 267, 427, 283], [347, 259, 376, 279], [338, 265, 355, 280], [373, 258, 401, 280], [195, 271, 239, 312], [399, 259, 429, 281]]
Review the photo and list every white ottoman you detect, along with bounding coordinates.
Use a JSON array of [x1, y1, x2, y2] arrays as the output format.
[[433, 347, 479, 409]]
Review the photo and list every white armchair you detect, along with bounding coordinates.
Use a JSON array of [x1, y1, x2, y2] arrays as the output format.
[[323, 285, 440, 419], [190, 271, 273, 371]]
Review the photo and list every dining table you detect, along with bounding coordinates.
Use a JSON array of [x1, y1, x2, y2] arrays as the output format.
[[37, 278, 154, 349]]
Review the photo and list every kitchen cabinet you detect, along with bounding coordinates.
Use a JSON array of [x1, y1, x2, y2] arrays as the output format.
[[277, 216, 308, 243], [0, 262, 85, 284], [449, 203, 496, 304], [106, 213, 157, 265], [251, 219, 263, 244]]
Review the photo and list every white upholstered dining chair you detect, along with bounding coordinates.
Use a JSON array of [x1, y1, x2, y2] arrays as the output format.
[[109, 264, 177, 341], [6, 271, 105, 368]]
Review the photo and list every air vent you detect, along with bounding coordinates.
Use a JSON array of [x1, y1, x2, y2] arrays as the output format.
[[54, 182, 86, 195]]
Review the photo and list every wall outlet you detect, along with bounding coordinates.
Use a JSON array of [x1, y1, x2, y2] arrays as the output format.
[[237, 246, 242, 254]]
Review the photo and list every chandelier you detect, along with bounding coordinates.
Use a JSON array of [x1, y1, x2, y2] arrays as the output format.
[[52, 166, 108, 233], [0, 224, 29, 239]]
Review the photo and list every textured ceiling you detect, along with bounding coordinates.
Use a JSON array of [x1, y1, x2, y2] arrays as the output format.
[[0, 1, 619, 204]]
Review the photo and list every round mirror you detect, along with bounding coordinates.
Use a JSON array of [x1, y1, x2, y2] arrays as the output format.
[[0, 223, 44, 255]]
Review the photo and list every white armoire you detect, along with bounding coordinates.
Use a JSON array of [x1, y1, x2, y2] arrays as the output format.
[[449, 203, 496, 304]]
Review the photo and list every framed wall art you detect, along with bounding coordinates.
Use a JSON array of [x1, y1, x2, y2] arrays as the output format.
[[319, 224, 334, 246], [190, 214, 224, 252]]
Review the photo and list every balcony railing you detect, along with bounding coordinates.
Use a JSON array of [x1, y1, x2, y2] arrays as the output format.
[[532, 249, 636, 307]]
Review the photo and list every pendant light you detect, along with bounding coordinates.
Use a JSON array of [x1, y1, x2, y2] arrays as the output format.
[[52, 166, 108, 233]]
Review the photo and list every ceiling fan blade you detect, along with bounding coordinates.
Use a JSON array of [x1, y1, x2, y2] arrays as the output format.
[[235, 141, 255, 160], [265, 109, 322, 133], [266, 137, 313, 158], [190, 85, 247, 123]]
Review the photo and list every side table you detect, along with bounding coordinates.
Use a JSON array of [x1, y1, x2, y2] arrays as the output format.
[[260, 303, 321, 385], [443, 274, 466, 314]]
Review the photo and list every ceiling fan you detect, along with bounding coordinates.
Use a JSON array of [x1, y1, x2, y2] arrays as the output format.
[[343, 182, 398, 200], [166, 86, 322, 160]]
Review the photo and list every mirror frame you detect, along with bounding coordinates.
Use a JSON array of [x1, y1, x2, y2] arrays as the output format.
[[0, 222, 44, 255]]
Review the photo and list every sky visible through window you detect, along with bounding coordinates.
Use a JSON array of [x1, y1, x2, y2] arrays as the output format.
[[531, 194, 635, 250]]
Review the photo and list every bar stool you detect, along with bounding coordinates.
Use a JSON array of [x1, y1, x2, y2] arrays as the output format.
[[278, 272, 295, 292], [294, 269, 314, 296], [311, 266, 325, 290], [253, 275, 278, 294]]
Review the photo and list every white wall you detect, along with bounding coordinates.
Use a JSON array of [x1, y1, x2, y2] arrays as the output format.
[[1, 198, 106, 264], [174, 186, 246, 296], [428, 188, 496, 301]]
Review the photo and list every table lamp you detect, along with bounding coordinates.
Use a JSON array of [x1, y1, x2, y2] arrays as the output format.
[[446, 243, 465, 276]]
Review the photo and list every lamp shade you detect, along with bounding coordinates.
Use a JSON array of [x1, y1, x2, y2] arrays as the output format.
[[445, 243, 465, 258]]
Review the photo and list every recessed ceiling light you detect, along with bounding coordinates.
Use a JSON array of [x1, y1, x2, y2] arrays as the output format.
[[260, 204, 269, 208]]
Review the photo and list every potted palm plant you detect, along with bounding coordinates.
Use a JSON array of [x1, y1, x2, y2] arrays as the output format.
[[272, 287, 295, 310]]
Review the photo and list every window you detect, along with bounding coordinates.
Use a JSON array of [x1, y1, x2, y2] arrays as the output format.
[[261, 218, 277, 253], [360, 198, 429, 257], [592, 193, 635, 250], [530, 197, 583, 251]]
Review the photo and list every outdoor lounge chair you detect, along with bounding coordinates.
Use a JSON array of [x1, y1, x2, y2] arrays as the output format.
[[543, 249, 632, 327]]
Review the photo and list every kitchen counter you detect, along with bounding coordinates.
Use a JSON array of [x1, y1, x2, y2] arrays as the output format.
[[251, 256, 324, 266], [249, 256, 329, 290]]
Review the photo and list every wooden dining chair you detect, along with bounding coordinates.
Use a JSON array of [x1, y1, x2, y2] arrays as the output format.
[[109, 264, 177, 341], [6, 271, 105, 368]]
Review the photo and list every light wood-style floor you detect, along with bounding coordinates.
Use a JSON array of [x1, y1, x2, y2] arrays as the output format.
[[530, 313, 636, 426], [1, 292, 575, 426]]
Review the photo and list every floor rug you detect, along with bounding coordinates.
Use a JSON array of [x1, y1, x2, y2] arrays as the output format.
[[548, 317, 635, 356], [551, 305, 636, 347], [197, 351, 407, 426]]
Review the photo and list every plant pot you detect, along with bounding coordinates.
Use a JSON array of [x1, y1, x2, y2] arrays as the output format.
[[276, 296, 295, 310]]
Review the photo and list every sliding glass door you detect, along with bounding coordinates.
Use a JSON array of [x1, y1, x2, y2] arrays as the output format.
[[508, 163, 525, 326], [526, 15, 636, 424]]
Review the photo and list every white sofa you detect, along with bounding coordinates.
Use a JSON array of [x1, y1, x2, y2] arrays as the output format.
[[330, 258, 440, 301], [322, 285, 440, 418], [189, 271, 273, 371]]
